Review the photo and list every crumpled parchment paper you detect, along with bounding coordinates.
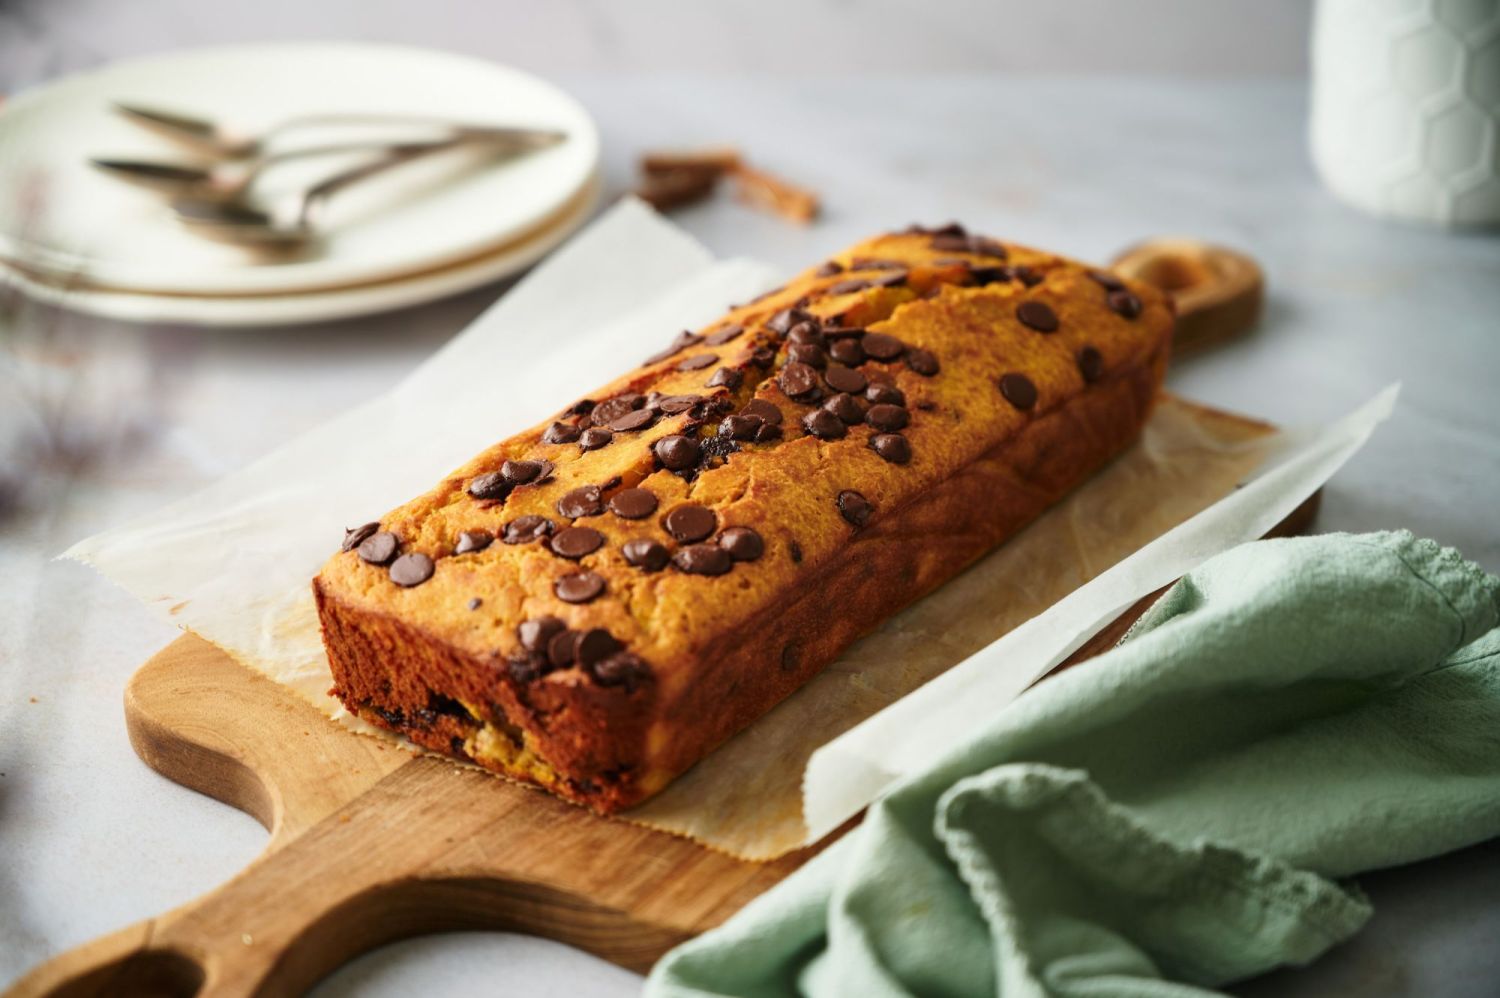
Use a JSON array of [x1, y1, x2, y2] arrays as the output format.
[[67, 199, 1394, 859]]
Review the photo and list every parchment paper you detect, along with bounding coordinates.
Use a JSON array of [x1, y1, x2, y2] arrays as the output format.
[[66, 199, 1395, 860]]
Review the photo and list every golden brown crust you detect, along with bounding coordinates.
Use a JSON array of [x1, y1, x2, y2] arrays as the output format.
[[314, 224, 1173, 813]]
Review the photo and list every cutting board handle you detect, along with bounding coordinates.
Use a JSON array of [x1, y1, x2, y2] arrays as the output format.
[[4, 641, 714, 998], [1110, 237, 1264, 355]]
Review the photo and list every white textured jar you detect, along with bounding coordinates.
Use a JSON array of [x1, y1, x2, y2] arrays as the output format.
[[1310, 0, 1500, 227]]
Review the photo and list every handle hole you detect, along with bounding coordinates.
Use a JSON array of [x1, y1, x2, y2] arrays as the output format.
[[48, 949, 203, 998], [1127, 253, 1214, 294]]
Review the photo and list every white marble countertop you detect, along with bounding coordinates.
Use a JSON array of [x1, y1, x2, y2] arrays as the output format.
[[3, 75, 1499, 996]]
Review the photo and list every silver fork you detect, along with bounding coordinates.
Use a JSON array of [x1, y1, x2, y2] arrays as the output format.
[[92, 130, 564, 202], [166, 134, 554, 249], [113, 102, 565, 160]]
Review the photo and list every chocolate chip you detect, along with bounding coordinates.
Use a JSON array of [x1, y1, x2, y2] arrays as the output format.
[[719, 414, 764, 440], [929, 233, 972, 253], [519, 616, 566, 653], [741, 398, 783, 425], [802, 408, 847, 440], [753, 421, 783, 442], [704, 324, 744, 346], [827, 278, 872, 295], [621, 537, 669, 571], [342, 522, 379, 552], [871, 270, 908, 287], [644, 331, 702, 365], [579, 427, 613, 452], [389, 552, 435, 587], [707, 366, 744, 389], [609, 408, 657, 433], [1087, 270, 1125, 292], [870, 433, 912, 464], [501, 459, 548, 484], [557, 485, 605, 519], [861, 332, 905, 361], [787, 342, 827, 369], [999, 372, 1038, 410], [1107, 290, 1142, 319], [852, 258, 908, 272], [605, 487, 655, 520], [468, 472, 511, 501], [1078, 346, 1104, 383], [502, 515, 554, 544], [506, 654, 544, 684], [1016, 300, 1059, 333], [779, 362, 823, 401], [768, 307, 815, 336], [357, 531, 399, 565], [657, 394, 703, 414], [1012, 265, 1043, 287], [718, 526, 764, 561], [542, 421, 581, 445], [550, 526, 604, 560], [865, 382, 905, 406], [664, 504, 717, 543], [788, 322, 827, 348], [749, 345, 776, 368], [906, 348, 940, 376], [467, 597, 482, 610], [968, 264, 1010, 286], [673, 544, 733, 576], [555, 571, 605, 603], [866, 403, 910, 432], [591, 394, 645, 427], [829, 338, 866, 366], [591, 651, 650, 690], [823, 392, 865, 425], [692, 395, 735, 422], [677, 353, 718, 372], [654, 434, 701, 471], [925, 221, 967, 237], [823, 364, 868, 395], [930, 231, 1006, 257], [548, 628, 580, 668], [837, 490, 873, 527], [816, 261, 844, 276], [703, 432, 741, 464], [789, 539, 803, 562], [575, 628, 621, 668], [454, 530, 493, 555], [975, 237, 1009, 258]]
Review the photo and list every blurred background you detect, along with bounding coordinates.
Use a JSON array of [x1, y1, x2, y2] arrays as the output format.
[[0, 0, 1317, 80], [2, 2, 1497, 996]]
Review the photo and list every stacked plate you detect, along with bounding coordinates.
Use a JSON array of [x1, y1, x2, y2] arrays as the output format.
[[0, 43, 600, 325]]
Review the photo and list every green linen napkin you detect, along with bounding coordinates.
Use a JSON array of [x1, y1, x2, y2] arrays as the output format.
[[647, 531, 1500, 997]]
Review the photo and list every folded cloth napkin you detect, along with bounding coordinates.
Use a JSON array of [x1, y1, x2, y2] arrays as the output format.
[[647, 531, 1500, 997]]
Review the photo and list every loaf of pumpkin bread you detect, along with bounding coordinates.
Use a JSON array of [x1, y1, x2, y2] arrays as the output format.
[[313, 224, 1173, 813]]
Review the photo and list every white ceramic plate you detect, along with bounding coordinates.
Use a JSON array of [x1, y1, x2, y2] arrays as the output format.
[[0, 176, 600, 326], [0, 42, 599, 297]]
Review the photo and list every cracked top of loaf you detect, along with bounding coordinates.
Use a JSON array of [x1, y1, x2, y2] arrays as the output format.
[[315, 224, 1173, 706]]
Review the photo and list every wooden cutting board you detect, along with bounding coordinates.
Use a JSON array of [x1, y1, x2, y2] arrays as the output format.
[[7, 506, 1319, 998], [9, 239, 1283, 998]]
